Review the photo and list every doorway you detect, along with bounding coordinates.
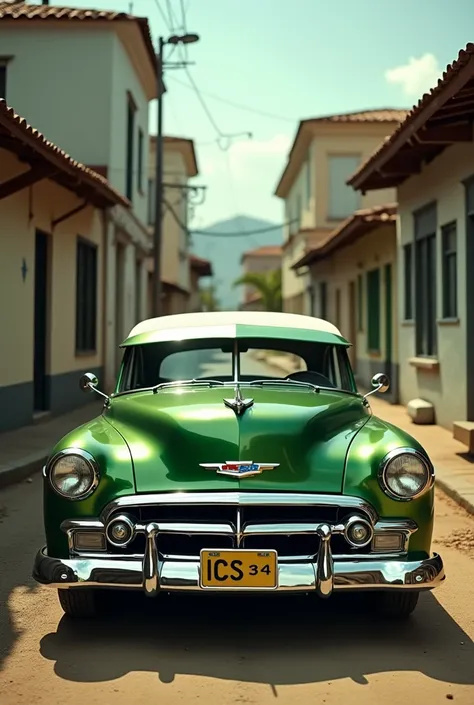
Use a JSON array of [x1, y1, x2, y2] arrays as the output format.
[[348, 280, 357, 370], [384, 263, 393, 380], [115, 241, 126, 374], [33, 230, 50, 412]]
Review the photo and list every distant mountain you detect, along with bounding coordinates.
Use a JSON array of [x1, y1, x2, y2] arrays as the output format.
[[190, 215, 283, 310]]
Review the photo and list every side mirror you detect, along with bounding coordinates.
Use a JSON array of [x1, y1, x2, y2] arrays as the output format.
[[80, 372, 99, 393], [79, 372, 109, 402], [363, 372, 390, 400]]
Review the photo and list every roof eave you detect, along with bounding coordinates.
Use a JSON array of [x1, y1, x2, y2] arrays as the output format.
[[348, 52, 474, 192], [292, 208, 397, 268]]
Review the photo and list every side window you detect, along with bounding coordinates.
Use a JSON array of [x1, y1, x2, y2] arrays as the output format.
[[323, 346, 353, 390]]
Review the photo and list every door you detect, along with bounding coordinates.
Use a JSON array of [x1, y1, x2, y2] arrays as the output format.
[[115, 242, 126, 373], [348, 280, 357, 370], [34, 230, 49, 412], [384, 263, 392, 379]]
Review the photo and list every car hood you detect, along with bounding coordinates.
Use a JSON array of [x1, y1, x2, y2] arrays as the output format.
[[104, 386, 370, 494]]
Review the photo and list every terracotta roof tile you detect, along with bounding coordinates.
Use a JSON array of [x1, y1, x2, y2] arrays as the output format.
[[190, 254, 213, 277], [306, 109, 409, 124], [292, 204, 397, 269], [0, 2, 156, 75], [242, 245, 282, 258], [0, 99, 127, 207], [348, 43, 474, 190]]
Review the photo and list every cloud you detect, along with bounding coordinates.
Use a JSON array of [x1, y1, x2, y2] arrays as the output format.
[[201, 133, 291, 178], [197, 133, 292, 223], [385, 53, 441, 97]]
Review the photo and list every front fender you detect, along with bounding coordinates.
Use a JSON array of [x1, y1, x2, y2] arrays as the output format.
[[43, 414, 135, 558], [343, 415, 434, 557]]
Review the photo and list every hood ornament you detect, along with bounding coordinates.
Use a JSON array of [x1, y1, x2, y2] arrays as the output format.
[[200, 461, 279, 478], [223, 385, 254, 415]]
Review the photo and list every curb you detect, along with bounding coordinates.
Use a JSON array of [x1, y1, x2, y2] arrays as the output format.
[[0, 451, 48, 490], [435, 476, 474, 516]]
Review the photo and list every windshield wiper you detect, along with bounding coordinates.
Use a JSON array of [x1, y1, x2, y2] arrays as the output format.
[[152, 378, 225, 393], [248, 379, 320, 392]]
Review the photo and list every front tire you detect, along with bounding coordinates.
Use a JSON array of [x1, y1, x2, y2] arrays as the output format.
[[58, 588, 98, 618], [374, 590, 420, 618]]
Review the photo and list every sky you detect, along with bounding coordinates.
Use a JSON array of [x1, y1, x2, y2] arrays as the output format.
[[27, 0, 474, 229]]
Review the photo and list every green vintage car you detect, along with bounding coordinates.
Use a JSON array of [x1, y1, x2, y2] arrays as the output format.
[[33, 311, 445, 618]]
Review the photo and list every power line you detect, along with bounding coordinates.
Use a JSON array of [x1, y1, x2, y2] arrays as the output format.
[[164, 198, 297, 237], [153, 0, 172, 30], [164, 0, 174, 27], [166, 74, 297, 123], [182, 65, 226, 137]]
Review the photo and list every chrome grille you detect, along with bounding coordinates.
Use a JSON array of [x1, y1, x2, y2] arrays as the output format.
[[105, 502, 372, 558]]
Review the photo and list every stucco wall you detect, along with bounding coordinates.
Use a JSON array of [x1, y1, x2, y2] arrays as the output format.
[[313, 130, 397, 228], [0, 25, 149, 226], [149, 142, 191, 295], [280, 124, 398, 307], [109, 32, 149, 225], [308, 223, 398, 399], [282, 235, 309, 312], [396, 142, 474, 429], [0, 26, 113, 166], [0, 148, 105, 431]]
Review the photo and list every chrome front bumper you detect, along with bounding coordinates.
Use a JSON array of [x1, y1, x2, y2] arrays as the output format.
[[33, 543, 445, 598]]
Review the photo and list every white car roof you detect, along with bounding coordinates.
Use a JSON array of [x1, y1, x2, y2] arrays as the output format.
[[127, 311, 342, 339]]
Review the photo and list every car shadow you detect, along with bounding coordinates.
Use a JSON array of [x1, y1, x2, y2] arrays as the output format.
[[39, 590, 474, 686]]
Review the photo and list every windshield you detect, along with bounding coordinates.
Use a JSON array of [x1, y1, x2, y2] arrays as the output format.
[[117, 337, 356, 394]]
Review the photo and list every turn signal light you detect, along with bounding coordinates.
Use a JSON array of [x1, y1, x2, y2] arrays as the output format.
[[372, 532, 405, 553], [73, 531, 106, 551]]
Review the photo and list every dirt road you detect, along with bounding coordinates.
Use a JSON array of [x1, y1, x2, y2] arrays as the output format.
[[1, 475, 473, 704]]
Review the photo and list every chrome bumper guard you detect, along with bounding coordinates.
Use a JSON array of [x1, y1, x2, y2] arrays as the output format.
[[33, 519, 445, 597]]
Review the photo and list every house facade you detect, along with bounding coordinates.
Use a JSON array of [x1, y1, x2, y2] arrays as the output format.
[[274, 110, 407, 315], [0, 100, 125, 432], [239, 245, 282, 311], [0, 3, 157, 391], [293, 205, 399, 401], [147, 135, 199, 315], [348, 43, 474, 436]]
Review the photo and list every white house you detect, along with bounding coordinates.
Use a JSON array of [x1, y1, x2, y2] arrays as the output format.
[[348, 42, 474, 440], [0, 100, 125, 432], [147, 135, 199, 315], [0, 2, 158, 391], [273, 110, 407, 316]]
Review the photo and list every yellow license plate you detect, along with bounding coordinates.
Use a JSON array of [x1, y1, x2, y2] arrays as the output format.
[[200, 549, 278, 589]]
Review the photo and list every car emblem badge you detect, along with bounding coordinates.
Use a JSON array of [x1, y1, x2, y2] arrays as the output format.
[[199, 461, 280, 478]]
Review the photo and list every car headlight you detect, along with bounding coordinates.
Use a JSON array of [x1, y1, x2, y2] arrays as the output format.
[[378, 448, 433, 501], [48, 449, 99, 500]]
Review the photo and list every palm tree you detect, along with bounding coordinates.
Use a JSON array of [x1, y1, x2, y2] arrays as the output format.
[[199, 283, 220, 312], [233, 269, 282, 312]]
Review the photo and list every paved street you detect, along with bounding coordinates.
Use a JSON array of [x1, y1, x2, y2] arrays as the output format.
[[0, 480, 473, 704], [0, 352, 473, 703]]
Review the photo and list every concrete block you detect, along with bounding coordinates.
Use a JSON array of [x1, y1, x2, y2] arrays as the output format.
[[407, 398, 435, 425], [453, 421, 474, 454]]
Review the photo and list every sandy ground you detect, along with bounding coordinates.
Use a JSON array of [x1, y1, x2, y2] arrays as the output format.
[[0, 476, 473, 705]]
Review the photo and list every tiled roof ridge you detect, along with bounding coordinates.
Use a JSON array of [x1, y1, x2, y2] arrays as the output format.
[[0, 99, 127, 206], [348, 43, 474, 185]]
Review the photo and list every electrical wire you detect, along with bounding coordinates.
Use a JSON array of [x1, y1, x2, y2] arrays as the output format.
[[182, 66, 226, 137], [166, 74, 297, 123], [153, 0, 172, 30], [165, 0, 174, 27], [164, 198, 297, 237]]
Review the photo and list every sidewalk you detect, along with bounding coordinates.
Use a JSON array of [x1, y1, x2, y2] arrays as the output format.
[[0, 400, 103, 489], [368, 395, 474, 515]]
